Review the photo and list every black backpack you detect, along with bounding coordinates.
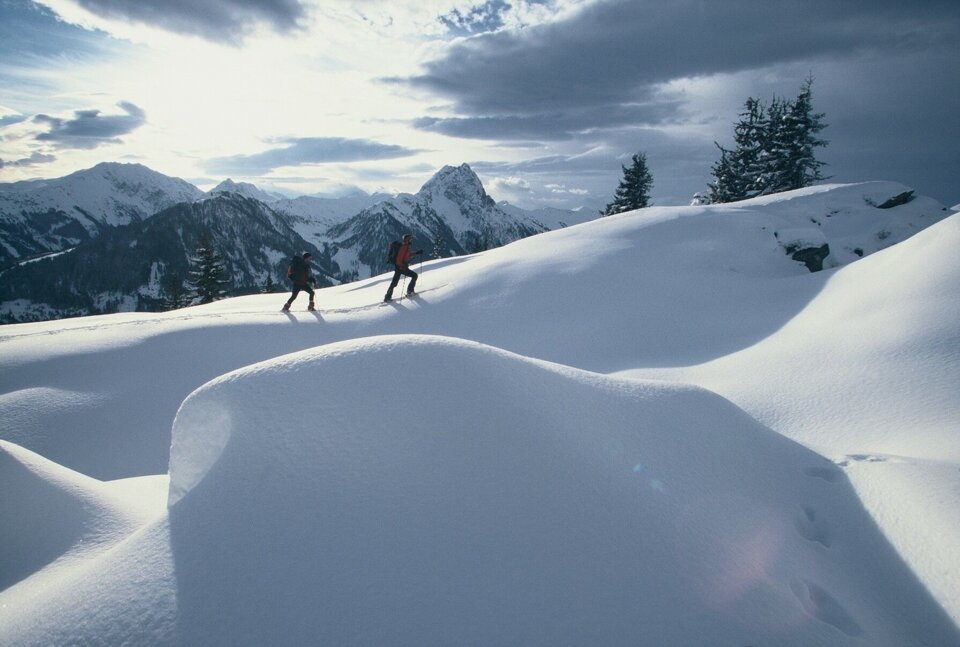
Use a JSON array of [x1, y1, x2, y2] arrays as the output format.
[[287, 255, 304, 281], [386, 241, 401, 265]]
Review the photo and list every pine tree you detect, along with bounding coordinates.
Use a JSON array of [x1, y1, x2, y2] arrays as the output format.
[[707, 78, 828, 203], [709, 97, 771, 202], [736, 97, 770, 198], [603, 152, 653, 215], [781, 75, 828, 191], [187, 234, 228, 304], [707, 144, 741, 204], [753, 95, 792, 196], [160, 273, 190, 310], [262, 274, 276, 294]]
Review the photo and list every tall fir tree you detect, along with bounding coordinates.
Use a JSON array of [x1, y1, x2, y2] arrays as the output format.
[[603, 152, 653, 215], [781, 75, 828, 191], [753, 95, 792, 196], [187, 233, 228, 304], [708, 98, 765, 203]]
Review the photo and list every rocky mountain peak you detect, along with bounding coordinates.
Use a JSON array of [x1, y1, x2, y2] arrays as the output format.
[[420, 163, 491, 207]]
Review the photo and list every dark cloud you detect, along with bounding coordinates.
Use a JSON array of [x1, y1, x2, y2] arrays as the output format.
[[405, 0, 960, 118], [206, 137, 423, 175], [0, 151, 58, 169], [0, 1, 118, 66], [34, 101, 146, 150], [413, 98, 682, 140], [397, 0, 960, 208], [71, 0, 307, 44]]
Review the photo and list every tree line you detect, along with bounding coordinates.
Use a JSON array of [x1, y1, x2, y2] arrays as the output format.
[[602, 76, 828, 215]]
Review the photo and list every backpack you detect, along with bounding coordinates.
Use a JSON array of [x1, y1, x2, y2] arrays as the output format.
[[287, 255, 303, 281], [386, 240, 401, 265]]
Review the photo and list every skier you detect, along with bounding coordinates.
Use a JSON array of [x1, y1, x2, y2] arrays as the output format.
[[384, 234, 423, 302], [283, 252, 316, 311]]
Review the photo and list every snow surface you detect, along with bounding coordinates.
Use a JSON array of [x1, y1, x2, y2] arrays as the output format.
[[1, 181, 958, 645]]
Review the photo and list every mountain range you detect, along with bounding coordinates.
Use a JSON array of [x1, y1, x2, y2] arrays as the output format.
[[0, 162, 203, 270], [0, 162, 589, 322]]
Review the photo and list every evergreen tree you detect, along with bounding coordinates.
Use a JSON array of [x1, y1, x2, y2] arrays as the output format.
[[707, 144, 741, 204], [753, 95, 792, 196], [161, 273, 191, 310], [781, 75, 828, 191], [467, 233, 489, 254], [432, 229, 445, 260], [707, 77, 828, 203], [187, 233, 228, 304], [262, 274, 277, 294], [603, 152, 653, 215]]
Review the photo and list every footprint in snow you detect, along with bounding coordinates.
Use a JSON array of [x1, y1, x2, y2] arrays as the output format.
[[793, 505, 832, 548], [790, 578, 863, 637], [802, 466, 843, 482], [836, 453, 889, 467]]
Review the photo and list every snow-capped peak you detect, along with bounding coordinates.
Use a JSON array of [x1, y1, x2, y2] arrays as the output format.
[[420, 163, 492, 207], [207, 179, 283, 203]]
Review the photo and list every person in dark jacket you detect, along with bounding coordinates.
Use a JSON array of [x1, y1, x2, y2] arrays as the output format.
[[283, 252, 316, 311], [384, 234, 423, 302]]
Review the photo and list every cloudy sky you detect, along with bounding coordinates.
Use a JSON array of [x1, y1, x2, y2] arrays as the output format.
[[1, 0, 958, 210]]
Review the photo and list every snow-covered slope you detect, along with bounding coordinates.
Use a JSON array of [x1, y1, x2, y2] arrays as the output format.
[[0, 439, 166, 596], [5, 336, 955, 645], [0, 181, 957, 644], [618, 207, 960, 621]]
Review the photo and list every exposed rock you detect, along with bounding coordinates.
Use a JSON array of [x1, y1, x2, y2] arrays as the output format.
[[786, 243, 831, 272], [875, 191, 915, 209]]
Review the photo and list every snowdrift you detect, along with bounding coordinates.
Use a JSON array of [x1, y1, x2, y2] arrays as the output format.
[[0, 439, 166, 601], [624, 212, 960, 461], [620, 210, 960, 622], [6, 335, 956, 645]]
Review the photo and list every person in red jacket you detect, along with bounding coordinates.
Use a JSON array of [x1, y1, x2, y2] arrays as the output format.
[[384, 234, 423, 302]]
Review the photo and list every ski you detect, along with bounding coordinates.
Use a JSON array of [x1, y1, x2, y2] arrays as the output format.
[[275, 284, 451, 315]]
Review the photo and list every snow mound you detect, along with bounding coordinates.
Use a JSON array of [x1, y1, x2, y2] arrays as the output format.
[[619, 212, 960, 624], [157, 335, 955, 645], [698, 212, 960, 460], [732, 181, 950, 266], [0, 440, 165, 591]]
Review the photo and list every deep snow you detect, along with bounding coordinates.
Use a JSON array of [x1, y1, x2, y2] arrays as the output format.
[[1, 181, 958, 645]]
